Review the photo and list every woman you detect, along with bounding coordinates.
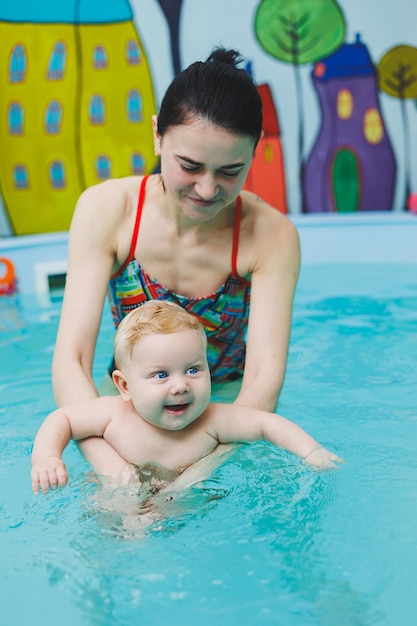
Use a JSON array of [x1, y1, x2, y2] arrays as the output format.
[[52, 47, 300, 478]]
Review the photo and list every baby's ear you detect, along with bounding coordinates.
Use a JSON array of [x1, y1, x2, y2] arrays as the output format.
[[112, 370, 131, 401]]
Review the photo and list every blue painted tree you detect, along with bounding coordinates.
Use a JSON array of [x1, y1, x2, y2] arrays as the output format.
[[156, 0, 184, 75]]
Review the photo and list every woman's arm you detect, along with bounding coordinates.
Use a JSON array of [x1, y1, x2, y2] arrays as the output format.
[[235, 205, 300, 412], [52, 184, 118, 405], [51, 181, 135, 477]]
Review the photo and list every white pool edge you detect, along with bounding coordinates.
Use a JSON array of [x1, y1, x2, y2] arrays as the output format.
[[1, 212, 417, 296]]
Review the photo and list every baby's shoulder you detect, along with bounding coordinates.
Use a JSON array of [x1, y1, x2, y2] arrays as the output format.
[[95, 395, 130, 419]]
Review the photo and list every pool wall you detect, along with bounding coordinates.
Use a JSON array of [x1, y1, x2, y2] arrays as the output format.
[[1, 212, 417, 298]]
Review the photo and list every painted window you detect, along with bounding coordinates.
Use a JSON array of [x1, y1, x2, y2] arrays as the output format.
[[9, 102, 24, 136], [13, 164, 29, 189], [45, 101, 62, 134], [363, 108, 384, 145], [89, 95, 105, 125], [47, 41, 67, 80], [49, 161, 66, 189], [9, 44, 27, 83], [262, 141, 274, 163], [332, 149, 360, 212], [131, 152, 145, 174], [93, 45, 108, 69], [337, 89, 353, 120], [96, 155, 111, 180], [126, 39, 141, 65], [127, 89, 142, 123], [314, 62, 326, 78]]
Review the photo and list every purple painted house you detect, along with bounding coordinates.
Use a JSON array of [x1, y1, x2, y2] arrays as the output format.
[[303, 34, 396, 213]]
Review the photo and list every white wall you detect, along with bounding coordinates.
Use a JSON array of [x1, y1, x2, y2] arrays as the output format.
[[2, 212, 417, 298]]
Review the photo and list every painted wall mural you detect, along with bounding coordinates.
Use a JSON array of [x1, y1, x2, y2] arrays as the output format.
[[243, 83, 288, 213], [253, 0, 416, 213], [0, 0, 416, 235], [0, 0, 158, 235], [303, 34, 396, 213], [377, 45, 417, 208], [155, 0, 184, 75], [254, 0, 346, 212]]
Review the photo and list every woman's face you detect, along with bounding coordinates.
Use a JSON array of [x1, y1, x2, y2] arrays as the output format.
[[153, 116, 255, 222]]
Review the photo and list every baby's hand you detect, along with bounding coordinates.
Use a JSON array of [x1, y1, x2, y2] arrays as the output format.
[[31, 456, 68, 494], [303, 447, 344, 470]]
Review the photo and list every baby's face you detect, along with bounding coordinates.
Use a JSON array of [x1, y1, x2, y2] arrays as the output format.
[[124, 329, 211, 431]]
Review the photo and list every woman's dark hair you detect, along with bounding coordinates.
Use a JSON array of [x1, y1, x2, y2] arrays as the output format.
[[157, 47, 263, 147]]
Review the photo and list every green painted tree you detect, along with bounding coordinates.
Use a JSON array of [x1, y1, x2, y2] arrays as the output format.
[[378, 45, 417, 208], [254, 0, 345, 209]]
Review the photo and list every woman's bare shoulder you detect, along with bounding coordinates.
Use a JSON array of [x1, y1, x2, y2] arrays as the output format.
[[240, 190, 299, 247], [69, 176, 145, 253], [76, 176, 143, 218]]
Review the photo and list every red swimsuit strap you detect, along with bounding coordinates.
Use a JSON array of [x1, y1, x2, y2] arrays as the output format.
[[128, 175, 149, 262], [130, 183, 242, 275], [231, 195, 242, 276], [116, 179, 242, 278], [111, 176, 149, 279]]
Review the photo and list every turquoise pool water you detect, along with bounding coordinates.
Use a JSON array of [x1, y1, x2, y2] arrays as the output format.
[[1, 263, 416, 625]]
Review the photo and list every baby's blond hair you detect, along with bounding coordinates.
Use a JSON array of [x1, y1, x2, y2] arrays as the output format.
[[113, 300, 207, 369]]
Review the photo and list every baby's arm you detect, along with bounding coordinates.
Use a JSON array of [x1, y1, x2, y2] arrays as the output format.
[[208, 404, 343, 470], [31, 397, 115, 494], [261, 412, 343, 469], [31, 408, 73, 494]]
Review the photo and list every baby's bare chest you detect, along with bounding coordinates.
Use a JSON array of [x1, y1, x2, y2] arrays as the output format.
[[107, 417, 218, 473]]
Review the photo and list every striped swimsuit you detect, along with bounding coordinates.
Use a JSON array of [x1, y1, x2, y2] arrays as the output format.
[[107, 176, 251, 383]]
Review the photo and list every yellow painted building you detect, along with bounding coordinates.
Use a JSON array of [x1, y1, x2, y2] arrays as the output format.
[[0, 1, 158, 235]]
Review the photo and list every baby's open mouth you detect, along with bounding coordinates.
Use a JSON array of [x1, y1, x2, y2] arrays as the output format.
[[165, 403, 190, 413]]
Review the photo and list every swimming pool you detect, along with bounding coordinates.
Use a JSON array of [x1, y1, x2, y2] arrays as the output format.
[[1, 215, 417, 625]]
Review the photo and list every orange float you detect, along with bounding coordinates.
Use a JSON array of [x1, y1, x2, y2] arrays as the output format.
[[0, 257, 17, 295], [408, 193, 417, 214]]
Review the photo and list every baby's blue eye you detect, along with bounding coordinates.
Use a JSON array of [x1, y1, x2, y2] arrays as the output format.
[[154, 371, 168, 380], [187, 367, 199, 375]]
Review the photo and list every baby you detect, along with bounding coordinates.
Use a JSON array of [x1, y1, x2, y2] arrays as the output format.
[[31, 301, 343, 495]]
